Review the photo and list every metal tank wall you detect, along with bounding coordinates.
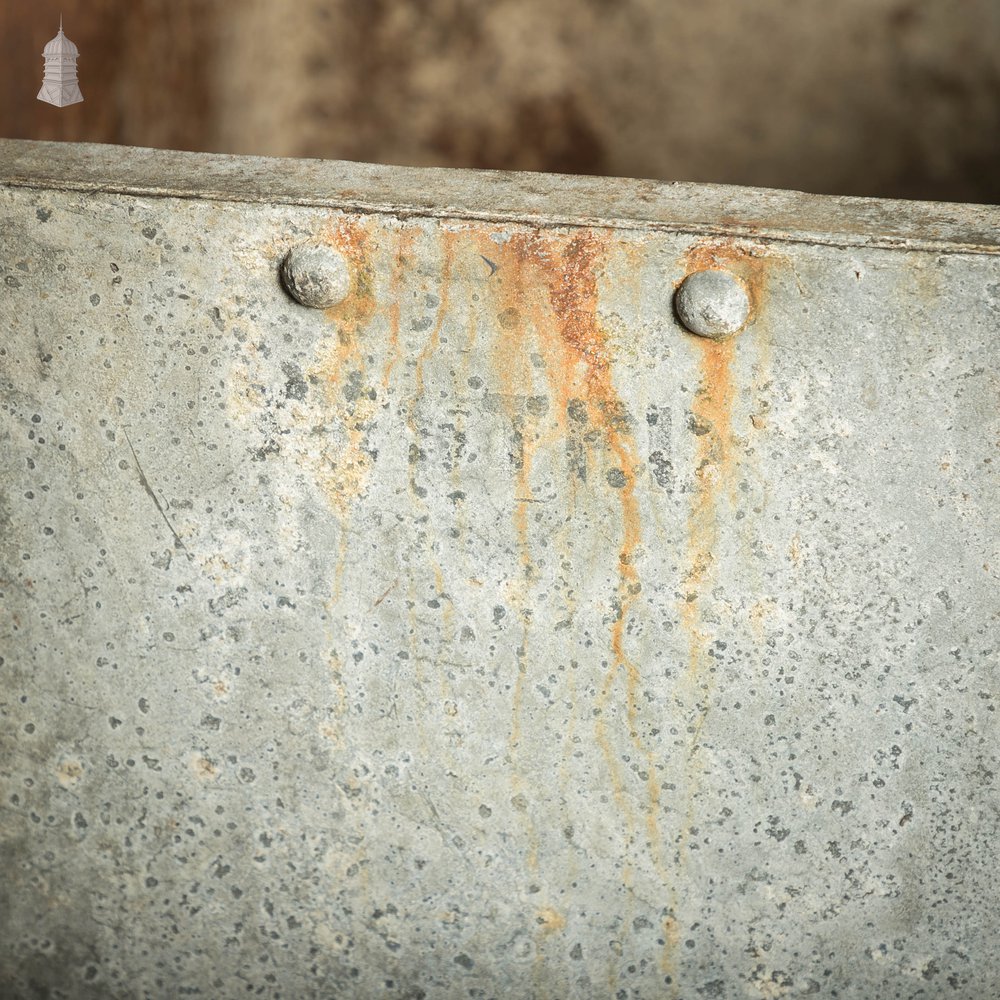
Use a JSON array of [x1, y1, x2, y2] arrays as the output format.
[[0, 139, 998, 998]]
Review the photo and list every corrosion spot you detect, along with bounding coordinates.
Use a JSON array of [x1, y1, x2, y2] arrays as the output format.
[[308, 217, 380, 517], [678, 239, 775, 682], [536, 907, 566, 934], [56, 758, 83, 787], [480, 226, 674, 971], [191, 755, 219, 780], [498, 306, 520, 330]]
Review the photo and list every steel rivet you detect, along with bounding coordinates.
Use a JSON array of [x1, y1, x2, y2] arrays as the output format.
[[674, 269, 750, 339], [280, 244, 351, 309]]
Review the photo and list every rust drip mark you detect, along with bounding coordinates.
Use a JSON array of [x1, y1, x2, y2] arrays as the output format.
[[671, 239, 773, 988], [484, 236, 547, 876], [680, 239, 768, 322], [484, 233, 539, 575], [382, 227, 417, 392], [677, 239, 772, 678], [305, 216, 379, 529], [481, 229, 668, 922], [546, 233, 671, 979], [321, 217, 379, 335], [191, 756, 218, 781], [680, 334, 738, 677], [536, 907, 567, 935], [308, 217, 380, 738], [540, 234, 650, 833], [413, 231, 457, 411], [321, 652, 348, 747]]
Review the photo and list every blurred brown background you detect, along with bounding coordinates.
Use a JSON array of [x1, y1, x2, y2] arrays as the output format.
[[3, 0, 1000, 203]]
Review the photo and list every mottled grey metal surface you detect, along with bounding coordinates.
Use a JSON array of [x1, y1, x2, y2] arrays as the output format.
[[1, 140, 998, 1000]]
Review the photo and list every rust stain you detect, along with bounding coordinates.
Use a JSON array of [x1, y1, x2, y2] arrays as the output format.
[[191, 756, 218, 780], [308, 217, 380, 615], [412, 231, 457, 409], [322, 652, 347, 747], [748, 597, 779, 648], [382, 227, 417, 391], [302, 217, 381, 741], [672, 240, 773, 989], [677, 239, 771, 680], [487, 236, 541, 579], [681, 239, 769, 319], [679, 334, 737, 678], [536, 907, 567, 935], [543, 234, 653, 850], [540, 233, 662, 900], [480, 228, 670, 972], [789, 532, 803, 566], [483, 231, 646, 768], [56, 758, 83, 787], [319, 217, 379, 514], [662, 914, 681, 959]]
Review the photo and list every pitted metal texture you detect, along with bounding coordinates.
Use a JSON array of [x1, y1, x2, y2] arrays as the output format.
[[1, 140, 998, 1000]]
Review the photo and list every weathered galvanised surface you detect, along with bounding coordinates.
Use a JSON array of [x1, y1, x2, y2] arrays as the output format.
[[1, 140, 998, 1000]]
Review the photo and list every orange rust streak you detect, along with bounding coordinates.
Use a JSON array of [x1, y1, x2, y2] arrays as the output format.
[[681, 337, 737, 667], [413, 233, 455, 404], [478, 228, 674, 981], [322, 219, 378, 336], [310, 216, 379, 756], [492, 235, 616, 773], [672, 270, 743, 992], [543, 235, 653, 847], [498, 274, 538, 784], [307, 218, 378, 605], [677, 339, 737, 946], [382, 227, 416, 391], [324, 652, 347, 746], [483, 238, 536, 739], [486, 230, 670, 883], [695, 340, 737, 477]]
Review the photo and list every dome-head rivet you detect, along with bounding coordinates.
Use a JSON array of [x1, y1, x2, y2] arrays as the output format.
[[674, 269, 751, 339], [280, 244, 351, 309]]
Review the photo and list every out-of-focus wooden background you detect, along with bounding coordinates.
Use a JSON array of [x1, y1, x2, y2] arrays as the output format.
[[4, 0, 999, 203]]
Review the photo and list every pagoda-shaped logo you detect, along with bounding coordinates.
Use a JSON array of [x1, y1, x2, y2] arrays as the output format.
[[37, 16, 83, 108]]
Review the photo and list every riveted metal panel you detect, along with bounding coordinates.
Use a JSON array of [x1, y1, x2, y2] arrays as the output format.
[[1, 140, 998, 1000]]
